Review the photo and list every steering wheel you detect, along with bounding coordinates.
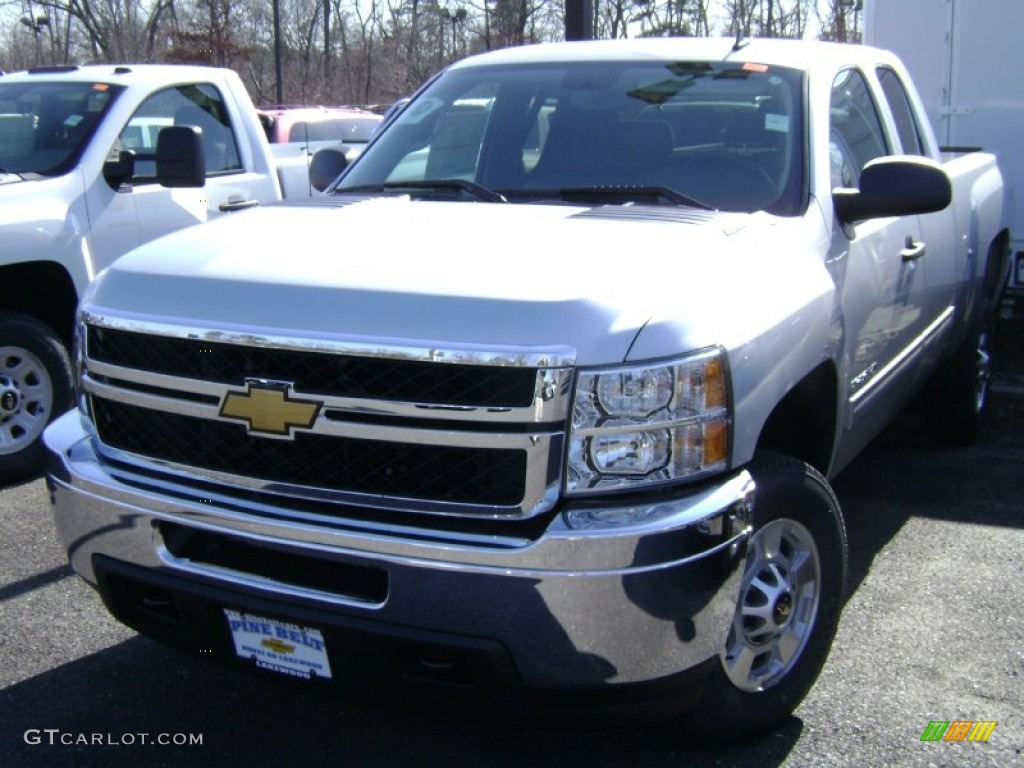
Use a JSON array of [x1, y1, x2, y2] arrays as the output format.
[[678, 152, 778, 210]]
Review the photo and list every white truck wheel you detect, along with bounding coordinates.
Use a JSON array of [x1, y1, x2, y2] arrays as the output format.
[[0, 312, 74, 483]]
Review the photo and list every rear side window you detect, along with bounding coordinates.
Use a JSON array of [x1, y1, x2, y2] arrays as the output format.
[[829, 68, 888, 187], [877, 67, 926, 156]]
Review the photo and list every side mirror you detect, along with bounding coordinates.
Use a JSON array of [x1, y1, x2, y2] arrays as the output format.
[[156, 125, 206, 188], [309, 147, 349, 192], [833, 156, 951, 224], [103, 149, 135, 189]]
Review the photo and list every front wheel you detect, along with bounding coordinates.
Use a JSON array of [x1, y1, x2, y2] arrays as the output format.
[[0, 312, 74, 483], [687, 455, 847, 743]]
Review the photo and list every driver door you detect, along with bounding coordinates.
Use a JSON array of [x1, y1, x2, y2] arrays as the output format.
[[828, 68, 928, 434]]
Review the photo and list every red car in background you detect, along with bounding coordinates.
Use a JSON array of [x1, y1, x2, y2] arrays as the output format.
[[257, 106, 382, 196], [258, 106, 382, 145]]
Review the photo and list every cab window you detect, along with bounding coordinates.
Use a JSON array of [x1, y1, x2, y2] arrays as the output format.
[[118, 84, 242, 181], [877, 67, 926, 156]]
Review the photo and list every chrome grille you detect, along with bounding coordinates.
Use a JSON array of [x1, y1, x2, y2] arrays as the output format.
[[81, 317, 574, 520], [87, 326, 539, 407], [92, 399, 528, 505]]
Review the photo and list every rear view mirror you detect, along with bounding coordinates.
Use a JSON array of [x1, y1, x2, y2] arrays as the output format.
[[156, 125, 206, 188], [833, 156, 951, 223]]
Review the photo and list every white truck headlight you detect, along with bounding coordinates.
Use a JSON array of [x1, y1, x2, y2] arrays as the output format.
[[73, 316, 90, 418], [567, 349, 729, 494]]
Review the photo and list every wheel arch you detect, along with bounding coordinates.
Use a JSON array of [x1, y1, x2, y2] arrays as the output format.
[[0, 261, 78, 348], [981, 228, 1011, 315], [753, 360, 840, 479]]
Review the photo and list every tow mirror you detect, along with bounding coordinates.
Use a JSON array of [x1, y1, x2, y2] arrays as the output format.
[[833, 156, 951, 224], [156, 125, 206, 188]]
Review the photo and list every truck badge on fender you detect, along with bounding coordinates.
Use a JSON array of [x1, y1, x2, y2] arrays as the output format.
[[219, 379, 321, 438]]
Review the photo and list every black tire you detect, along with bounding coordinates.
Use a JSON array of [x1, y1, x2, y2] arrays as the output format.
[[927, 319, 991, 446], [686, 454, 847, 743], [0, 311, 75, 483]]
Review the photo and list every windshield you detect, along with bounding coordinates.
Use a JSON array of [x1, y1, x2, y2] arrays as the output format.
[[340, 60, 805, 214], [0, 80, 123, 177]]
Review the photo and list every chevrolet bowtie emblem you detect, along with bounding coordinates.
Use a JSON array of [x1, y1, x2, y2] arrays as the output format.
[[219, 380, 321, 438], [260, 638, 296, 655]]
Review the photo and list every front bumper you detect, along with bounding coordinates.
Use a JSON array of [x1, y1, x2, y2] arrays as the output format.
[[45, 409, 753, 706]]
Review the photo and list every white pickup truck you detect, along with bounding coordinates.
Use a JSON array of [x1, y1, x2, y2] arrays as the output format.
[[45, 39, 1007, 740], [0, 64, 313, 481]]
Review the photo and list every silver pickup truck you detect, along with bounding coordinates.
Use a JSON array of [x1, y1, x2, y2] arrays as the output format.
[[44, 38, 1007, 740]]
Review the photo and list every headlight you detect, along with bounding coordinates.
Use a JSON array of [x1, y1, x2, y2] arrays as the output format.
[[73, 315, 90, 418], [567, 348, 729, 494]]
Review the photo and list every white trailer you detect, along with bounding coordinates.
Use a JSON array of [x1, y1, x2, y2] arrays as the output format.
[[864, 0, 1023, 311]]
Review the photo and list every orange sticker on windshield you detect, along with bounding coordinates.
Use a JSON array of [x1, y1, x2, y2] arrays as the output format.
[[742, 62, 769, 73], [92, 83, 110, 91]]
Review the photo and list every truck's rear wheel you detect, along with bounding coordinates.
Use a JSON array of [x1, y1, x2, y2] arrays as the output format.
[[0, 312, 74, 483], [687, 455, 847, 742], [928, 320, 991, 445]]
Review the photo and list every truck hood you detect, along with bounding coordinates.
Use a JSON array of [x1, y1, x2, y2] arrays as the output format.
[[85, 197, 827, 366]]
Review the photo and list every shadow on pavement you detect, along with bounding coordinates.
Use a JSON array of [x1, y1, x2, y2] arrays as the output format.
[[833, 385, 1023, 602], [0, 634, 804, 768]]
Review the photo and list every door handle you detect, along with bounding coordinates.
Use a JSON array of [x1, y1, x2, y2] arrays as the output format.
[[218, 198, 261, 212], [900, 237, 926, 261]]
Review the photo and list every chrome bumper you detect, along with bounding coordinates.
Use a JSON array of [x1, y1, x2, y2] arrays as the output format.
[[45, 409, 753, 689]]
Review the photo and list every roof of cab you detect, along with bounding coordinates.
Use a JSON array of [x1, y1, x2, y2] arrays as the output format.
[[449, 36, 901, 73], [0, 63, 237, 86]]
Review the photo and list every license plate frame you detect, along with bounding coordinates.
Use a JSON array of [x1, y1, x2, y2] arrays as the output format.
[[224, 609, 333, 680]]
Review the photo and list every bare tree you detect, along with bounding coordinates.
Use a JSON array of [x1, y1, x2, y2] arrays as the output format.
[[721, 0, 758, 36], [634, 0, 724, 37], [167, 0, 252, 66], [720, 0, 810, 39], [0, 0, 841, 109], [491, 0, 544, 48], [27, 0, 175, 62], [816, 0, 862, 43]]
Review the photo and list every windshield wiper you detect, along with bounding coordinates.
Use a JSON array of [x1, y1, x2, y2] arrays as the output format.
[[507, 186, 714, 210], [335, 179, 508, 203]]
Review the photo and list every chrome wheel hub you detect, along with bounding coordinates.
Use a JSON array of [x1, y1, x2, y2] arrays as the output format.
[[0, 384, 19, 413], [723, 517, 821, 692], [974, 330, 991, 415], [0, 346, 53, 455]]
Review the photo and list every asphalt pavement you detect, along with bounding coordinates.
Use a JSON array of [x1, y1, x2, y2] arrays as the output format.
[[0, 380, 1021, 767]]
